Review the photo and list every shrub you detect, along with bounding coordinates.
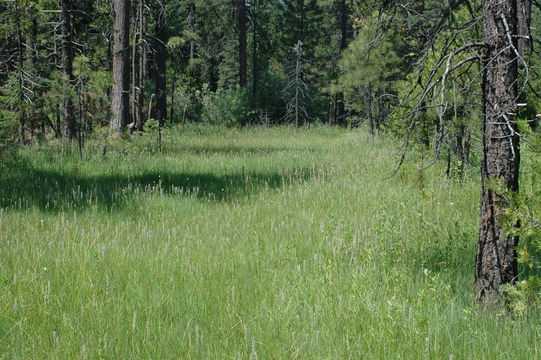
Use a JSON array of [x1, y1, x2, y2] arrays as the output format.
[[503, 121, 541, 313], [201, 87, 251, 127]]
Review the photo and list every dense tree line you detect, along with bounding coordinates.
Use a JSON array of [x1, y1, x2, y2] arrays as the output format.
[[1, 0, 539, 305], [1, 0, 354, 140]]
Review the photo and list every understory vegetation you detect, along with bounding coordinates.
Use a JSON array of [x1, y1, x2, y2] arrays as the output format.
[[1, 126, 540, 359]]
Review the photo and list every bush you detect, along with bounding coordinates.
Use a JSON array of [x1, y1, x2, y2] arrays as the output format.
[[201, 87, 251, 126], [503, 122, 541, 313]]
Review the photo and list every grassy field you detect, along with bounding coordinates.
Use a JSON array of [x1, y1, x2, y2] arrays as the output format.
[[1, 126, 540, 359]]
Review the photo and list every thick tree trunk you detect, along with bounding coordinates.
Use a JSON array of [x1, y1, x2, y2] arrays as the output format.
[[61, 0, 76, 140], [152, 5, 167, 127], [475, 0, 522, 303], [111, 0, 130, 133], [238, 0, 247, 87]]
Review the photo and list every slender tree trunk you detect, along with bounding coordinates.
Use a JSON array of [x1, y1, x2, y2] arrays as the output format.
[[111, 0, 130, 134], [152, 4, 167, 127], [170, 75, 176, 124], [517, 0, 531, 58], [336, 0, 347, 127], [14, 1, 25, 143], [136, 0, 147, 130], [455, 123, 465, 179], [61, 0, 76, 140], [238, 0, 247, 87], [25, 9, 37, 70], [188, 3, 196, 60], [251, 0, 258, 114], [366, 84, 374, 135], [464, 129, 472, 165], [475, 0, 523, 303], [131, 0, 139, 130], [295, 51, 300, 128], [131, 0, 147, 131]]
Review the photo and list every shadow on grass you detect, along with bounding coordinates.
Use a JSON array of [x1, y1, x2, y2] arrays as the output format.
[[0, 157, 315, 212]]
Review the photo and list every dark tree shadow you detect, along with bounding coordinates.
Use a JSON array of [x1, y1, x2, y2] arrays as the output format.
[[0, 157, 316, 212]]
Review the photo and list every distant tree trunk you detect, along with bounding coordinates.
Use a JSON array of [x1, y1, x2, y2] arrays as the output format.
[[152, 5, 167, 127], [464, 129, 472, 165], [336, 0, 347, 127], [295, 47, 300, 127], [475, 0, 523, 303], [131, 0, 140, 130], [365, 84, 374, 134], [111, 0, 130, 133], [14, 1, 25, 143], [455, 123, 465, 179], [137, 0, 147, 130], [131, 0, 147, 131], [61, 0, 76, 140], [25, 9, 37, 69], [170, 75, 176, 124], [188, 3, 196, 60], [251, 0, 258, 110], [238, 0, 248, 87]]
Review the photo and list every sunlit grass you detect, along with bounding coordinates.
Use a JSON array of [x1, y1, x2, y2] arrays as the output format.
[[1, 125, 539, 359]]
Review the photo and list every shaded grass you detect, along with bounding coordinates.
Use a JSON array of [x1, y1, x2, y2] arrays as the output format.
[[0, 165, 317, 211], [0, 125, 539, 359]]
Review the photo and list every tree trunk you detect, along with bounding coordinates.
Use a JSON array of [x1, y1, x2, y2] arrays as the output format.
[[25, 9, 37, 70], [517, 0, 531, 58], [131, 0, 139, 130], [136, 0, 147, 130], [251, 0, 258, 114], [152, 5, 167, 127], [336, 0, 347, 127], [111, 0, 130, 133], [238, 0, 248, 87], [475, 0, 523, 303], [455, 123, 465, 179], [61, 0, 76, 140], [366, 84, 374, 135], [14, 1, 25, 143], [188, 3, 196, 60]]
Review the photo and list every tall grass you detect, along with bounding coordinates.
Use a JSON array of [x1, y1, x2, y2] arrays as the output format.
[[1, 125, 539, 359]]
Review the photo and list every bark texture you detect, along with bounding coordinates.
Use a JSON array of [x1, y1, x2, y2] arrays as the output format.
[[517, 0, 531, 58], [111, 0, 130, 133], [475, 0, 522, 303]]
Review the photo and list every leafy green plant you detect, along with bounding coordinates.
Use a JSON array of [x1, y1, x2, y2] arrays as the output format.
[[201, 87, 251, 126], [502, 122, 541, 313]]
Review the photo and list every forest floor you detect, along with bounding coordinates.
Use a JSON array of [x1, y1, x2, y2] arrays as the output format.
[[1, 125, 540, 359]]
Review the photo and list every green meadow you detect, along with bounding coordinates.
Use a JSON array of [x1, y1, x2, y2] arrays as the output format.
[[1, 126, 539, 359]]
